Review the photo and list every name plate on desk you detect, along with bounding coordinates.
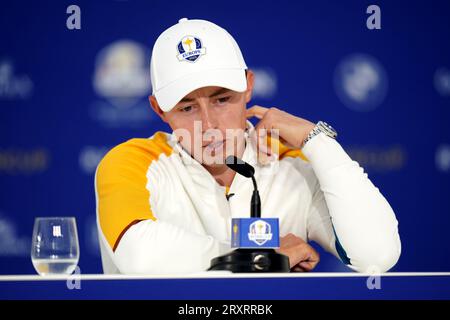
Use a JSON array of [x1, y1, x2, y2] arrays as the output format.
[[231, 218, 280, 249]]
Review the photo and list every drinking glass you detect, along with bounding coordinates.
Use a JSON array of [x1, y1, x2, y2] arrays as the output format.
[[31, 217, 79, 275]]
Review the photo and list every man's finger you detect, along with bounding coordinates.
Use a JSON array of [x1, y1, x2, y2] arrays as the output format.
[[291, 266, 305, 272], [246, 105, 269, 119], [285, 247, 312, 268], [298, 261, 314, 271], [254, 123, 275, 160]]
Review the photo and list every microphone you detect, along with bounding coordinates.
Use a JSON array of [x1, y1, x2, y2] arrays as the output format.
[[225, 155, 254, 177], [225, 156, 260, 218], [208, 156, 290, 272], [225, 193, 235, 201]]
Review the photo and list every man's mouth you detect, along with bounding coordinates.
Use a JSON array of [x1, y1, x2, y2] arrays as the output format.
[[204, 140, 225, 152]]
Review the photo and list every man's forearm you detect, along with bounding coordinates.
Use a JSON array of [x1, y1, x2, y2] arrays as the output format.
[[303, 132, 401, 272], [114, 219, 231, 274]]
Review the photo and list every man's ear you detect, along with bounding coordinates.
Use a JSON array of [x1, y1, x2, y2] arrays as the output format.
[[149, 95, 168, 123], [244, 69, 255, 103]]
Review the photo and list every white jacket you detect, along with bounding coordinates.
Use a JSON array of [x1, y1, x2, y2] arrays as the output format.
[[95, 121, 401, 274]]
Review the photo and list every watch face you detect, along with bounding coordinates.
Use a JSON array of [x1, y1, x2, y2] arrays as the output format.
[[326, 123, 336, 133], [320, 121, 337, 138]]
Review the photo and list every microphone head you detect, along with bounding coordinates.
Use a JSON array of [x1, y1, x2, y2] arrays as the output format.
[[225, 156, 255, 178]]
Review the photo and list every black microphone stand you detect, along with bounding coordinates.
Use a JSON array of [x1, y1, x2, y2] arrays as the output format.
[[208, 157, 290, 272]]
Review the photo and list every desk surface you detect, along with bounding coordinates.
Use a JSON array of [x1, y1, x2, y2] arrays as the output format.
[[1, 272, 450, 299]]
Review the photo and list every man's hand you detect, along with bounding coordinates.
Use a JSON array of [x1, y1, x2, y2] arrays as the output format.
[[246, 105, 315, 151], [276, 233, 320, 272]]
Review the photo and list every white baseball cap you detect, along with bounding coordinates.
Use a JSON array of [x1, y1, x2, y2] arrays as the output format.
[[150, 18, 248, 112]]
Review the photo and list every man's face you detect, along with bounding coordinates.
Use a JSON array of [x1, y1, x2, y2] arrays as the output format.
[[150, 71, 254, 167]]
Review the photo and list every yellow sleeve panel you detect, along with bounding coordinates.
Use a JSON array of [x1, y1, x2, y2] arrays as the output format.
[[96, 132, 173, 251], [266, 135, 309, 162]]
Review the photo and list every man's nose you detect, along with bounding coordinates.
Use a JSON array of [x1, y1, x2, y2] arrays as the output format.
[[200, 105, 219, 131]]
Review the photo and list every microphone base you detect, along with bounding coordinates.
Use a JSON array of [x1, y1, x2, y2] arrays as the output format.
[[208, 249, 290, 273]]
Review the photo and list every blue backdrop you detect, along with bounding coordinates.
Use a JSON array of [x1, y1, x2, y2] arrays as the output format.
[[0, 0, 449, 274]]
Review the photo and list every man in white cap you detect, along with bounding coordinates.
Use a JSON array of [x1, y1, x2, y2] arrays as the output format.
[[95, 18, 401, 274]]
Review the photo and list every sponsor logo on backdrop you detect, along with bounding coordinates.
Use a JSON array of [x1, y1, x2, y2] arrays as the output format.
[[91, 40, 152, 128], [79, 146, 109, 175], [251, 67, 278, 100], [0, 60, 33, 100], [0, 148, 49, 175], [434, 67, 450, 97], [0, 212, 30, 256], [436, 144, 450, 173], [345, 145, 406, 172], [334, 53, 388, 112]]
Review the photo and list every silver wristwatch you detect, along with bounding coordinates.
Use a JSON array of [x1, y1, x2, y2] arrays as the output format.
[[302, 121, 338, 148]]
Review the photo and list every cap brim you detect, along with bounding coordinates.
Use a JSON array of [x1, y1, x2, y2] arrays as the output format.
[[154, 68, 247, 112]]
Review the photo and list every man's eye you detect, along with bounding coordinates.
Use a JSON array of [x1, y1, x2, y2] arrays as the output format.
[[180, 106, 193, 112], [216, 96, 230, 105]]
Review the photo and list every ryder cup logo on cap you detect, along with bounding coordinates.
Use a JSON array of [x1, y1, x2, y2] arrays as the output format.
[[248, 220, 273, 246], [177, 36, 206, 62], [150, 18, 248, 112]]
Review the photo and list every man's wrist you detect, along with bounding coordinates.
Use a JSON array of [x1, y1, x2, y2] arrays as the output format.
[[301, 121, 338, 149]]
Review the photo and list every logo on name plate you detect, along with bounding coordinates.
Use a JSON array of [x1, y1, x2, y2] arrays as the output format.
[[177, 36, 206, 62], [248, 220, 273, 246]]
